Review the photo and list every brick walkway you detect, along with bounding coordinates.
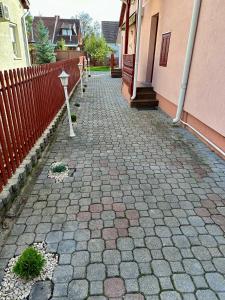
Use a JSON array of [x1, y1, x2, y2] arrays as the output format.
[[1, 73, 225, 299]]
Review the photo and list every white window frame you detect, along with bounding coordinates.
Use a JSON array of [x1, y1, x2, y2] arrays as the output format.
[[9, 23, 21, 58]]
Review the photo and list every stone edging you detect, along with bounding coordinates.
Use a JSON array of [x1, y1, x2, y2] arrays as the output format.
[[0, 80, 80, 219]]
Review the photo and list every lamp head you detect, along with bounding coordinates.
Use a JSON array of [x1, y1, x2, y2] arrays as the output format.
[[59, 70, 69, 87], [78, 62, 83, 72]]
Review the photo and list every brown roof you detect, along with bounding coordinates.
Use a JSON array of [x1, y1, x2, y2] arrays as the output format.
[[101, 21, 119, 44], [20, 0, 30, 9], [30, 16, 81, 47]]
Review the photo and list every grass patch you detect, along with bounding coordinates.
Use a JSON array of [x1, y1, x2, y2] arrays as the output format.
[[13, 247, 45, 280], [90, 66, 110, 72]]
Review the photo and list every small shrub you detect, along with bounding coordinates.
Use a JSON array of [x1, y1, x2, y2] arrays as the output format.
[[13, 247, 45, 280], [71, 114, 77, 123], [51, 163, 67, 173], [75, 103, 80, 107]]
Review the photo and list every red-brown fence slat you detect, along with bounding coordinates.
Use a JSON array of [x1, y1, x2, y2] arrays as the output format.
[[0, 72, 18, 171], [9, 70, 26, 159], [12, 69, 30, 154], [4, 71, 23, 163]]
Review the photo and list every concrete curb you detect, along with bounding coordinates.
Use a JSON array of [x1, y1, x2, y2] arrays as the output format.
[[0, 80, 80, 219]]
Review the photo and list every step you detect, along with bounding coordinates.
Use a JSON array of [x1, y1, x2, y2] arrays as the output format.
[[136, 91, 156, 100], [130, 98, 159, 109]]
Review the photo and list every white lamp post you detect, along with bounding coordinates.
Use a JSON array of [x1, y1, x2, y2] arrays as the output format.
[[88, 57, 91, 77], [84, 58, 88, 81], [59, 71, 75, 137], [78, 62, 84, 97]]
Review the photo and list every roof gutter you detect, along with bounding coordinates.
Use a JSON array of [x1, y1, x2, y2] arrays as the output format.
[[131, 0, 142, 100], [173, 0, 201, 124], [21, 9, 31, 66]]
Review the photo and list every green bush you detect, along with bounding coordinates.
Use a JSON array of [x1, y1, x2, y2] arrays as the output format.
[[51, 163, 67, 173], [71, 114, 77, 123], [13, 247, 45, 280]]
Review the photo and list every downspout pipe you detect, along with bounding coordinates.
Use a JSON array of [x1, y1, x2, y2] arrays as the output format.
[[21, 10, 31, 66], [173, 0, 201, 123], [131, 0, 142, 100]]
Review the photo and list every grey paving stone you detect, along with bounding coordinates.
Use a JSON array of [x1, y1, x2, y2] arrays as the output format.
[[88, 239, 105, 252], [58, 240, 76, 254], [71, 251, 89, 266], [120, 262, 140, 279], [87, 263, 106, 281], [139, 275, 160, 295], [160, 291, 181, 300], [103, 249, 121, 264], [183, 258, 204, 275], [46, 231, 63, 244], [29, 280, 53, 300], [117, 237, 134, 250], [195, 289, 218, 300], [68, 279, 88, 299], [133, 248, 151, 263], [53, 265, 73, 283], [152, 260, 171, 276], [173, 274, 195, 292], [205, 272, 225, 292], [74, 229, 90, 241]]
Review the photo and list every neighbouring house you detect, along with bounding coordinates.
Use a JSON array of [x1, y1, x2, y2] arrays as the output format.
[[119, 0, 225, 155], [101, 21, 120, 64], [0, 0, 31, 70], [30, 16, 82, 50]]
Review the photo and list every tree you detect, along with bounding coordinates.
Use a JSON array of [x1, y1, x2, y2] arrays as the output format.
[[25, 14, 33, 39], [78, 12, 93, 38], [35, 20, 56, 64], [93, 21, 101, 37], [56, 38, 67, 50], [84, 34, 111, 64]]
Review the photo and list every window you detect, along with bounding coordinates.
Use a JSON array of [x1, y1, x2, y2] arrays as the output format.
[[159, 32, 171, 67], [9, 24, 20, 57], [62, 29, 72, 36]]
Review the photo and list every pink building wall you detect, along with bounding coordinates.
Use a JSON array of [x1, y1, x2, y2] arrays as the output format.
[[132, 0, 225, 152]]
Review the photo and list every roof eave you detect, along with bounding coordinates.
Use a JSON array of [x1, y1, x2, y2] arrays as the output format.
[[20, 0, 30, 9]]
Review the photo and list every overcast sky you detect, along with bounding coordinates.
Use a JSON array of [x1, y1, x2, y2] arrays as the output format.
[[30, 0, 121, 22]]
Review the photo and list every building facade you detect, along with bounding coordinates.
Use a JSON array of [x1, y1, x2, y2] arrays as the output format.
[[0, 0, 30, 71], [119, 0, 225, 155], [30, 16, 82, 50]]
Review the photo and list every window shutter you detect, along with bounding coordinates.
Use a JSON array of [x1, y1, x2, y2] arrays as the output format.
[[159, 32, 171, 67]]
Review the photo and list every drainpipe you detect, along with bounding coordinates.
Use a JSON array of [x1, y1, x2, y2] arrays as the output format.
[[131, 0, 142, 100], [21, 10, 31, 66], [173, 0, 201, 123]]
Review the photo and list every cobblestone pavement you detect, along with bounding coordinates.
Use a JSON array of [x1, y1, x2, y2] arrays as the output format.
[[1, 72, 225, 300]]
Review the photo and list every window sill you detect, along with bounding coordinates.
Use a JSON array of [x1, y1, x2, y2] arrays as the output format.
[[14, 56, 22, 61]]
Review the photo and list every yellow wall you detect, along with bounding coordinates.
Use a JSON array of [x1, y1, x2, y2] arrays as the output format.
[[0, 0, 29, 71]]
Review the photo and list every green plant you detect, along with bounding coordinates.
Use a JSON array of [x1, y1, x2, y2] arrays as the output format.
[[51, 163, 67, 173], [35, 20, 56, 64], [56, 38, 67, 50], [84, 34, 110, 63], [71, 114, 77, 123], [13, 247, 45, 280]]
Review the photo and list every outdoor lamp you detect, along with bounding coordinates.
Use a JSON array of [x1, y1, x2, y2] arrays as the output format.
[[88, 57, 91, 77], [59, 70, 69, 87], [78, 62, 84, 97], [84, 58, 88, 81], [59, 70, 75, 137]]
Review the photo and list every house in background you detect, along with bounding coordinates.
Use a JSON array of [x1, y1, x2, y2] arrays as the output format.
[[0, 0, 31, 71], [119, 0, 225, 155], [101, 21, 120, 65], [30, 16, 82, 50]]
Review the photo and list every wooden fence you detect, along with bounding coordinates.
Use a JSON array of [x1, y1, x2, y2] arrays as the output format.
[[0, 58, 81, 191], [122, 54, 135, 95]]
